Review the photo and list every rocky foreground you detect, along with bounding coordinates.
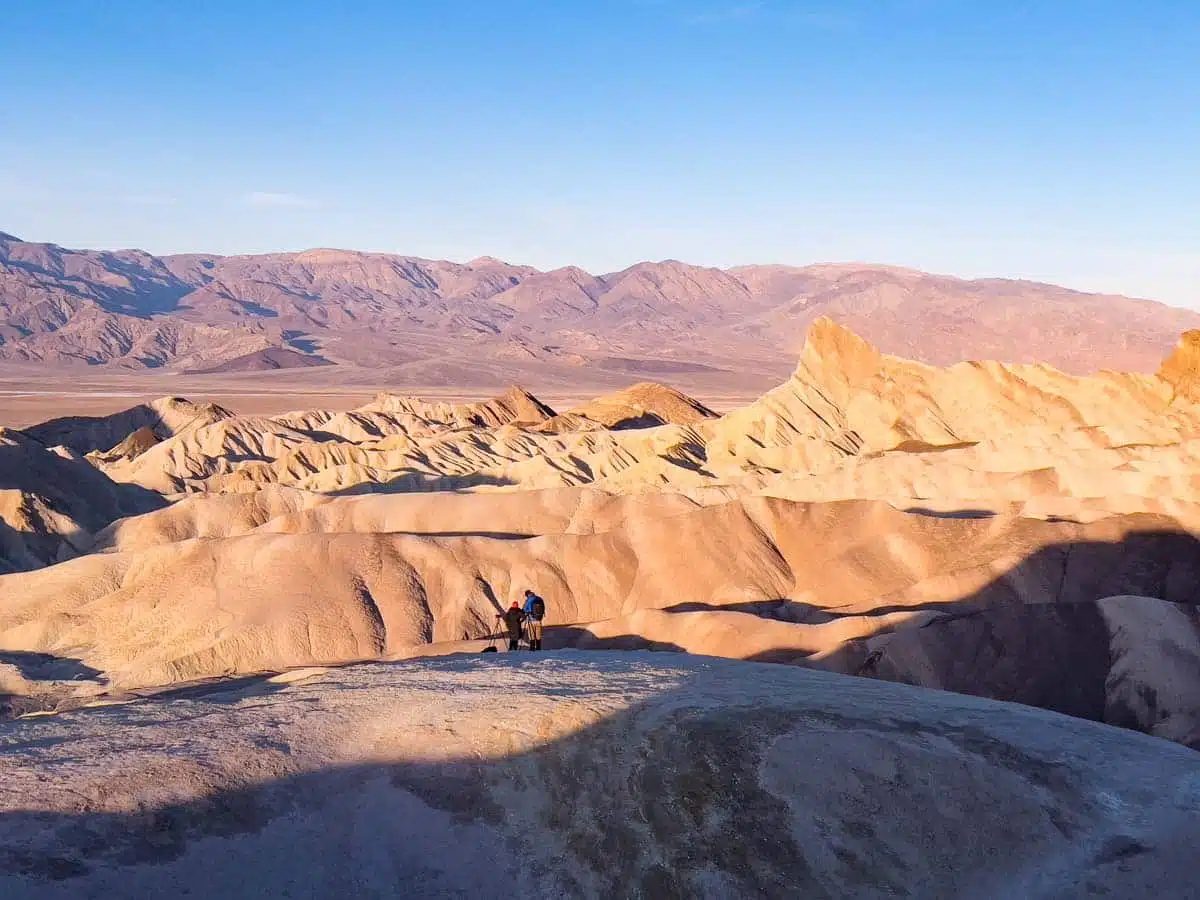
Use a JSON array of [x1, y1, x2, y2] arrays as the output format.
[[2, 654, 1198, 899]]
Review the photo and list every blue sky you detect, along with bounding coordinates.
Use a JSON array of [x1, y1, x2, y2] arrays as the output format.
[[1, 1, 1197, 305]]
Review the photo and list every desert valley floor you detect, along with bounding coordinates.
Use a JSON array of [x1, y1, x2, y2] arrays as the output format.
[[2, 318, 1199, 897]]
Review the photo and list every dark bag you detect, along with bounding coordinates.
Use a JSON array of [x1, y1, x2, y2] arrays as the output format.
[[482, 630, 500, 652], [530, 596, 545, 620]]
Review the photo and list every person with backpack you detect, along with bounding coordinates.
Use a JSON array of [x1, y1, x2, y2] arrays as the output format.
[[497, 601, 525, 651], [522, 589, 546, 650]]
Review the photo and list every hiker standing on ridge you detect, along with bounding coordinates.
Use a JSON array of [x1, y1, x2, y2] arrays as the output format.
[[499, 601, 525, 651], [522, 588, 546, 651]]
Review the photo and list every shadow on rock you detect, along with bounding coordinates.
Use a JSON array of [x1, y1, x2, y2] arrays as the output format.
[[0, 658, 1196, 898]]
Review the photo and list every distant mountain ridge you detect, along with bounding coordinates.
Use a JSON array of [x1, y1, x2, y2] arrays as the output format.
[[1, 231, 1196, 379]]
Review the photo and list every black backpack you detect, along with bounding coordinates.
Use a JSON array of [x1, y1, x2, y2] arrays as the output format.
[[530, 595, 545, 620]]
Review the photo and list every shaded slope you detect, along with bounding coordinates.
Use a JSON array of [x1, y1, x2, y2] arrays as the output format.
[[21, 396, 233, 456], [0, 429, 164, 572]]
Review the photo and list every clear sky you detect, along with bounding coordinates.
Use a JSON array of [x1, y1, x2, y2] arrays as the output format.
[[1, 1, 1197, 306]]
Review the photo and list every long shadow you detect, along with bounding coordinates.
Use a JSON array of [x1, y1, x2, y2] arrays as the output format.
[[128, 673, 293, 706], [0, 441, 165, 572], [0, 651, 108, 720], [548, 627, 686, 653], [20, 404, 170, 456], [0, 441, 157, 504], [0, 263, 186, 319], [609, 412, 667, 430], [0, 518, 39, 575], [399, 530, 532, 541], [757, 529, 1199, 744], [325, 472, 517, 496], [1, 252, 193, 318], [0, 440, 165, 566], [538, 528, 1200, 746], [0, 652, 104, 684], [902, 507, 996, 520], [282, 331, 319, 353], [90, 253, 193, 316], [664, 599, 838, 624], [0, 657, 1195, 896]]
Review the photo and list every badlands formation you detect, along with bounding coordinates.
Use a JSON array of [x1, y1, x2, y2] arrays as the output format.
[[1, 318, 1199, 896]]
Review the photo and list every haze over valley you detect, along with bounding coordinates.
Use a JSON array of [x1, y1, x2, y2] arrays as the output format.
[[3, 232, 1197, 403]]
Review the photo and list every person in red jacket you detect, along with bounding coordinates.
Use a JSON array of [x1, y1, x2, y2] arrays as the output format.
[[497, 601, 525, 651]]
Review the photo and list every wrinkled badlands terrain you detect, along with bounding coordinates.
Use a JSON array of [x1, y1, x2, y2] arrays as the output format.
[[2, 319, 1199, 897]]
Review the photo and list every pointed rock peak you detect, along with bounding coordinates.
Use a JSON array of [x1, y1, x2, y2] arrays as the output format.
[[560, 382, 717, 429], [612, 382, 717, 418], [798, 317, 884, 382], [92, 425, 161, 463], [491, 385, 557, 423], [1158, 329, 1200, 403], [152, 396, 237, 423]]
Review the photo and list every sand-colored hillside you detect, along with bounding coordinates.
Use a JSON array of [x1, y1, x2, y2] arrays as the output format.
[[53, 322, 1200, 515], [86, 485, 707, 555], [3, 494, 1198, 746], [704, 318, 1200, 473]]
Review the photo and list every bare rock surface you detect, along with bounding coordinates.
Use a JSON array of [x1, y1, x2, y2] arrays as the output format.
[[1, 653, 1197, 899]]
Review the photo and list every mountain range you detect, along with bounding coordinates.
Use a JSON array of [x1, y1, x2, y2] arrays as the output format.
[[2, 231, 1196, 386]]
